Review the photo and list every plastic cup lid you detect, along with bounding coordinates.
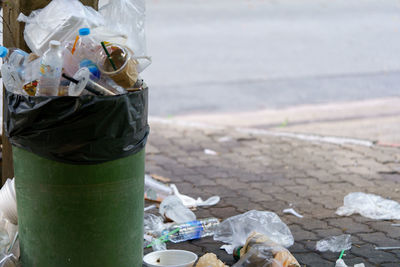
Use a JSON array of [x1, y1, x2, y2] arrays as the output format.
[[49, 40, 61, 48], [0, 46, 8, 58], [79, 28, 90, 36]]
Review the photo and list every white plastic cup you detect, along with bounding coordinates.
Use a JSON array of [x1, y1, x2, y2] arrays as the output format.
[[0, 179, 17, 224], [143, 250, 198, 267]]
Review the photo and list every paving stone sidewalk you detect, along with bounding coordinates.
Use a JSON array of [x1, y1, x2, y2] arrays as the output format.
[[145, 119, 400, 266]]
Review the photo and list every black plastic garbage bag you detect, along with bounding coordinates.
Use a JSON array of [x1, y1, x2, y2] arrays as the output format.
[[4, 85, 149, 164]]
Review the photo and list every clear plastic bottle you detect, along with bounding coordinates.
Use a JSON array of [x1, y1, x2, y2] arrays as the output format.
[[74, 28, 98, 62], [38, 40, 64, 96], [0, 46, 29, 94], [74, 28, 101, 79], [161, 217, 220, 243]]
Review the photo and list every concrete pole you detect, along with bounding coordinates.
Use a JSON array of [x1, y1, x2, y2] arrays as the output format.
[[1, 0, 99, 184]]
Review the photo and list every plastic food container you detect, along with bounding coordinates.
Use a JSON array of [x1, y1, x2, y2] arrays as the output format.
[[143, 250, 198, 267]]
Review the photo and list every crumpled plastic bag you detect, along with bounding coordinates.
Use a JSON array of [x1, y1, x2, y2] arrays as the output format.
[[214, 210, 294, 254], [233, 233, 300, 267], [316, 234, 352, 252], [144, 213, 165, 236], [99, 0, 146, 58], [0, 211, 19, 267], [17, 0, 104, 56], [196, 253, 228, 267], [336, 192, 400, 220]]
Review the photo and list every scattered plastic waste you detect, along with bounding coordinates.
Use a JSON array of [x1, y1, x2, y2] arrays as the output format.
[[214, 210, 294, 254], [159, 196, 196, 223], [232, 232, 300, 267], [218, 136, 233, 143], [336, 192, 400, 220], [143, 250, 198, 267], [145, 175, 173, 203], [282, 208, 303, 218], [0, 179, 17, 225], [170, 184, 220, 208], [335, 259, 365, 267], [144, 213, 165, 236], [162, 218, 219, 243], [196, 253, 228, 267], [316, 234, 352, 252], [144, 205, 157, 212], [335, 259, 348, 267], [204, 149, 218, 156], [374, 246, 400, 250]]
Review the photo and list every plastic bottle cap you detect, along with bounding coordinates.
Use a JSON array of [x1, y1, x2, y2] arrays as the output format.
[[49, 40, 61, 48], [0, 46, 8, 58], [79, 28, 90, 36]]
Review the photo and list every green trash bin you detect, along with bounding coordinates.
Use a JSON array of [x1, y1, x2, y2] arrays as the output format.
[[5, 84, 149, 267]]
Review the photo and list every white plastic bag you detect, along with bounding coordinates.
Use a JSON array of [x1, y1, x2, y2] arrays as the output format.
[[336, 192, 400, 220], [316, 234, 352, 252], [99, 0, 150, 72], [213, 210, 294, 254], [99, 0, 146, 57], [18, 0, 105, 56]]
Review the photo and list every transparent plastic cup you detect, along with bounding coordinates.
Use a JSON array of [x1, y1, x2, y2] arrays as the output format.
[[96, 43, 138, 88]]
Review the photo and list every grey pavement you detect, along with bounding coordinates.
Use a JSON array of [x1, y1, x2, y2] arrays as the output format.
[[145, 119, 400, 266], [143, 0, 400, 116]]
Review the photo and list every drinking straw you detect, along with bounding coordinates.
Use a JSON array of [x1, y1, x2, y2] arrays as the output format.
[[100, 42, 117, 71], [146, 227, 180, 248], [71, 35, 79, 55], [338, 250, 345, 259]]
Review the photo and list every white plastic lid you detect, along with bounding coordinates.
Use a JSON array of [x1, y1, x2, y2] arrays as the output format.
[[49, 40, 61, 48]]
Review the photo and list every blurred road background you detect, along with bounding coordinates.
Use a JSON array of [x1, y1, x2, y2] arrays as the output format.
[[142, 0, 400, 144]]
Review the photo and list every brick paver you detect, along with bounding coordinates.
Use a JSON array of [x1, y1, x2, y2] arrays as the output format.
[[145, 120, 400, 266]]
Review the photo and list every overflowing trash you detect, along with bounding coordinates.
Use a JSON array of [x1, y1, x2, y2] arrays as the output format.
[[214, 210, 294, 254], [336, 192, 400, 220], [3, 0, 150, 97], [316, 234, 352, 253]]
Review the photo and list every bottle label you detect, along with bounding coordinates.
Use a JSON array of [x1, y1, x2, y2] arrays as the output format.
[[40, 63, 60, 77]]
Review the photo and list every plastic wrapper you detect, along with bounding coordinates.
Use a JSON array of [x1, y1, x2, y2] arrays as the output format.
[[336, 192, 400, 220], [99, 0, 151, 72], [196, 253, 228, 267], [144, 213, 165, 237], [17, 0, 104, 56], [233, 233, 300, 267], [4, 85, 149, 164], [99, 0, 146, 57], [214, 210, 294, 254], [159, 196, 196, 223], [316, 234, 352, 253]]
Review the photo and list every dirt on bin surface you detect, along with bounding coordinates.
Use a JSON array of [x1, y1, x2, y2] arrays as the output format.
[[145, 119, 400, 267]]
